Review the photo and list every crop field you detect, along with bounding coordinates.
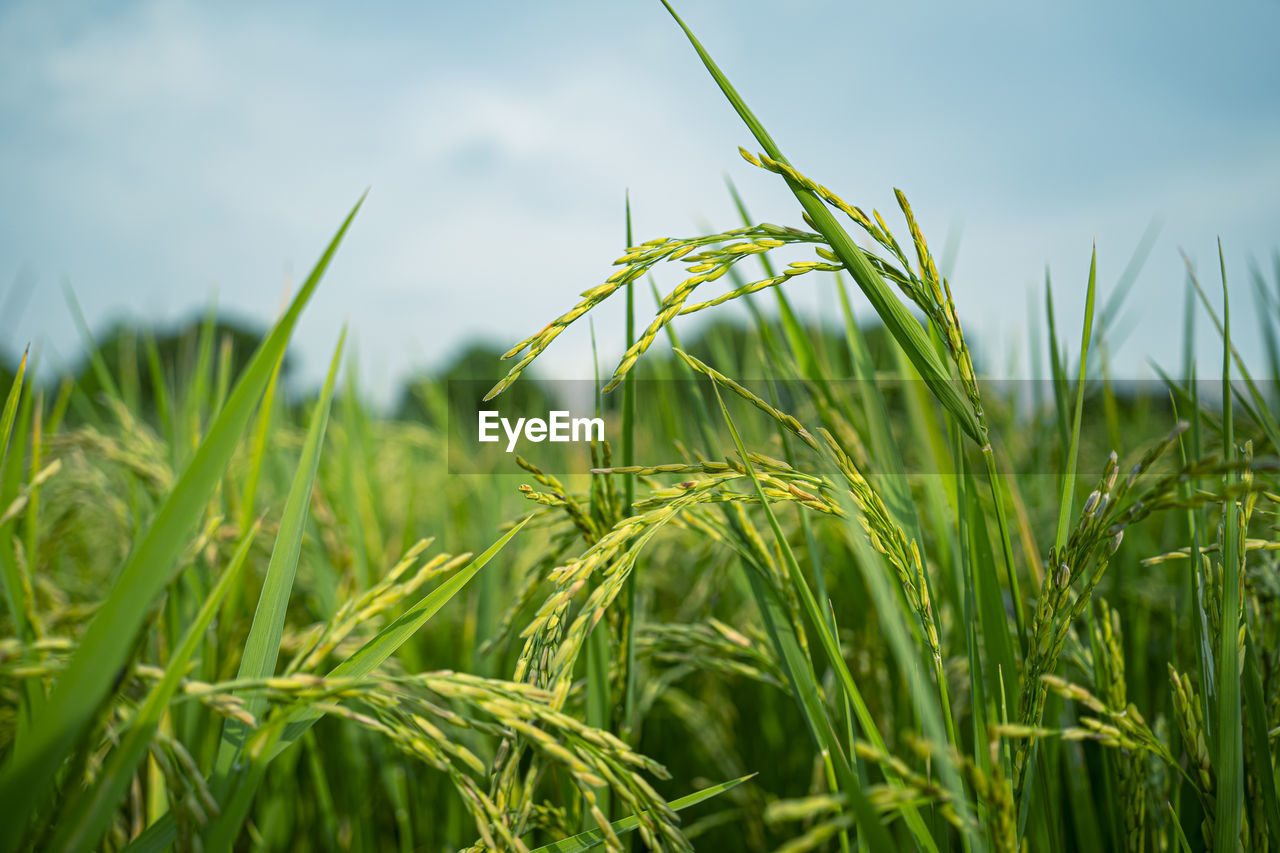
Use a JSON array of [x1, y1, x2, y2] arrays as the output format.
[[1, 6, 1278, 853]]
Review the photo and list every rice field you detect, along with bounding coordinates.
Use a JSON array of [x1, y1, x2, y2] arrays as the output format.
[[1, 6, 1277, 852]]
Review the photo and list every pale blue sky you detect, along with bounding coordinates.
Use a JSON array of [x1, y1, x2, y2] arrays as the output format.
[[3, 0, 1278, 401]]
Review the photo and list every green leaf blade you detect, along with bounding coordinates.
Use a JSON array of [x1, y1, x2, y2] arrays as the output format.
[[213, 327, 348, 777]]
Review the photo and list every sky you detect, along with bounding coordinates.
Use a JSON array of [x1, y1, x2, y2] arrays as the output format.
[[2, 0, 1278, 405]]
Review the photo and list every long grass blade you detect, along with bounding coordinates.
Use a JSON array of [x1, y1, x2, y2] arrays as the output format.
[[214, 327, 347, 776], [1053, 246, 1098, 550], [620, 193, 641, 742], [1213, 241, 1243, 852], [658, 0, 983, 445], [0, 348, 30, 639]]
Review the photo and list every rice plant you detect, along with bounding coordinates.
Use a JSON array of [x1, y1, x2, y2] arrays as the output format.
[[2, 4, 1277, 852]]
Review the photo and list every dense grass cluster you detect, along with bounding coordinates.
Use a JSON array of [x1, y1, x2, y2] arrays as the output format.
[[2, 6, 1278, 852]]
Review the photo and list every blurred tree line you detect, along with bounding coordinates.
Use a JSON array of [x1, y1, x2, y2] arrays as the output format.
[[0, 314, 909, 422], [0, 313, 1176, 432]]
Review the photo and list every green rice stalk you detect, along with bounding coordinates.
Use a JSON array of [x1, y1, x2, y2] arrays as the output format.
[[1212, 242, 1244, 853]]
